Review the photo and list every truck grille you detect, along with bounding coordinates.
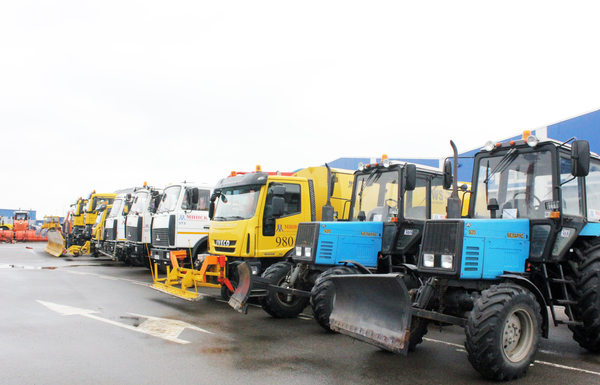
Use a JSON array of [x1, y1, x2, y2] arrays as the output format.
[[104, 220, 117, 241], [126, 225, 141, 242], [152, 228, 169, 247], [422, 221, 460, 255]]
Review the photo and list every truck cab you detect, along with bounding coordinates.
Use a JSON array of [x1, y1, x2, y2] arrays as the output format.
[[125, 183, 162, 267], [150, 182, 213, 268], [100, 192, 133, 260]]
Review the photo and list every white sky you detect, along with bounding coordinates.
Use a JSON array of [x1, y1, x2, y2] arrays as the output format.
[[2, 1, 600, 218]]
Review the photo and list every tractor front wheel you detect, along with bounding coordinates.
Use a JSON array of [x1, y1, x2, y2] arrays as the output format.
[[465, 282, 541, 381], [310, 265, 360, 332], [259, 262, 309, 318]]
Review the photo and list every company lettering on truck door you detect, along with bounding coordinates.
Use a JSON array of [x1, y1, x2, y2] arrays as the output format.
[[258, 183, 302, 256]]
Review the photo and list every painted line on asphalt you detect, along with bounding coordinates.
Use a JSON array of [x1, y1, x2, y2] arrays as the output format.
[[423, 337, 600, 376]]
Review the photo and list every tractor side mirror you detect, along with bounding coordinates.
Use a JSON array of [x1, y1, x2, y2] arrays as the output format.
[[405, 164, 416, 191], [571, 140, 590, 177], [443, 159, 453, 190]]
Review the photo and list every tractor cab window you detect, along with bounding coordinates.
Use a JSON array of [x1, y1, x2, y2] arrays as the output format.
[[474, 150, 553, 219], [404, 177, 428, 220], [157, 186, 181, 213], [14, 213, 28, 221], [586, 160, 600, 222], [107, 200, 123, 218], [351, 170, 400, 222], [213, 185, 261, 221], [131, 191, 149, 214]]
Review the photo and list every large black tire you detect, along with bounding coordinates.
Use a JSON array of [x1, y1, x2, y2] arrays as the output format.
[[310, 266, 360, 332], [259, 262, 309, 318], [221, 279, 238, 301], [465, 283, 542, 381], [407, 316, 429, 351], [568, 249, 600, 352]]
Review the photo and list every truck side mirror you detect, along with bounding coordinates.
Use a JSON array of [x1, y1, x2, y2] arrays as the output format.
[[191, 188, 199, 205], [271, 196, 285, 218], [571, 140, 590, 177], [97, 204, 107, 212], [405, 164, 417, 191], [443, 159, 453, 189], [208, 202, 215, 220]]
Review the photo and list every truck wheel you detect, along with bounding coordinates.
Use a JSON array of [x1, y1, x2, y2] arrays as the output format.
[[259, 262, 309, 318], [465, 282, 541, 381], [221, 280, 238, 301], [568, 250, 600, 352], [310, 266, 360, 332]]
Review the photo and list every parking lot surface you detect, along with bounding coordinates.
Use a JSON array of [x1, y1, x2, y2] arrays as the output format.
[[1, 243, 600, 384]]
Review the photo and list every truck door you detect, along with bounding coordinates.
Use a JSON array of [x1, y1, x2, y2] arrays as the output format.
[[258, 182, 302, 257]]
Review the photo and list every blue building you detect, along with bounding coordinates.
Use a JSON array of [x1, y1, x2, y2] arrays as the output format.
[[328, 108, 600, 183]]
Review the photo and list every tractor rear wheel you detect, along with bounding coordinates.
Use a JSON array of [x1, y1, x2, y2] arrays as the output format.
[[569, 249, 600, 352], [259, 262, 309, 318], [310, 266, 360, 332], [465, 282, 541, 381]]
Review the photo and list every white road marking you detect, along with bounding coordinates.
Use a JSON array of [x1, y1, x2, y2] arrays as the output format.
[[37, 301, 212, 344], [423, 337, 600, 376]]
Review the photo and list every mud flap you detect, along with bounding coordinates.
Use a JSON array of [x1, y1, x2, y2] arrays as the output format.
[[45, 229, 66, 257], [329, 273, 413, 354]]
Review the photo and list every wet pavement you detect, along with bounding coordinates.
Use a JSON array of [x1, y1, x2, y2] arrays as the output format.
[[1, 243, 600, 384]]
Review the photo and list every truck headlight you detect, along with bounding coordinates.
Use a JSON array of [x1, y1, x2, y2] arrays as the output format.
[[441, 254, 453, 269], [295, 246, 302, 257], [423, 253, 434, 267]]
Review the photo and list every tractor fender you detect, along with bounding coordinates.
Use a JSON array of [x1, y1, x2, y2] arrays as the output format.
[[338, 260, 372, 274], [499, 273, 549, 338]]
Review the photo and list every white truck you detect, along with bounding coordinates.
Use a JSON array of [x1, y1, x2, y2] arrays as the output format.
[[100, 190, 134, 261], [149, 182, 213, 270], [124, 184, 163, 267]]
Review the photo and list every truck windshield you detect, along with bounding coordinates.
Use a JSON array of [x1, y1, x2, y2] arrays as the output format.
[[350, 170, 400, 222], [474, 150, 553, 219], [213, 185, 261, 221], [130, 191, 149, 214], [157, 186, 181, 213], [108, 200, 123, 218], [15, 213, 27, 221]]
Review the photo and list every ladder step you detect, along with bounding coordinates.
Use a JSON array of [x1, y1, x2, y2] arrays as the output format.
[[556, 319, 583, 326], [555, 299, 578, 306], [546, 278, 574, 284]]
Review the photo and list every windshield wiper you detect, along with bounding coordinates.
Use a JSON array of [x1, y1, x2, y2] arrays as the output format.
[[484, 148, 518, 184]]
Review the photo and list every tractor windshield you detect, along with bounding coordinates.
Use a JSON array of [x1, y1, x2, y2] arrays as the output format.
[[473, 150, 553, 219], [350, 170, 400, 222], [213, 185, 262, 221]]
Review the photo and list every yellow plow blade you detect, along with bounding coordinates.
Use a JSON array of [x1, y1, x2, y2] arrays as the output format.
[[45, 229, 66, 257], [149, 251, 233, 301]]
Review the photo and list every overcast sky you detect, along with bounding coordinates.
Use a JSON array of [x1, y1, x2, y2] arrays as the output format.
[[2, 1, 600, 218]]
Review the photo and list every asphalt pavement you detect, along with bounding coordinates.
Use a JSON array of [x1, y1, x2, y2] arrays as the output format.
[[1, 243, 600, 384]]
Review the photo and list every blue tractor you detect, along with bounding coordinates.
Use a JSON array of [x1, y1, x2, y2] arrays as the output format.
[[328, 134, 600, 380], [229, 158, 461, 329]]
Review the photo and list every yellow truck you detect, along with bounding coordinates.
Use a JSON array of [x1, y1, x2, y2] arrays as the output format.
[[67, 192, 116, 256], [150, 165, 354, 301]]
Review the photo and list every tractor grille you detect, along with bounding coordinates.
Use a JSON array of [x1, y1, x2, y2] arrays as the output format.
[[152, 228, 169, 247], [464, 246, 481, 272], [422, 221, 460, 255], [296, 222, 319, 247]]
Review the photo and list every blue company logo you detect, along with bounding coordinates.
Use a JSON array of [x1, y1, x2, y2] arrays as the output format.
[[276, 224, 284, 232]]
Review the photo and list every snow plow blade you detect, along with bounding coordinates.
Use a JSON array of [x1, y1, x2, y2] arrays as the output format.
[[329, 273, 413, 354], [45, 229, 65, 257], [149, 252, 233, 301], [228, 262, 255, 313]]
